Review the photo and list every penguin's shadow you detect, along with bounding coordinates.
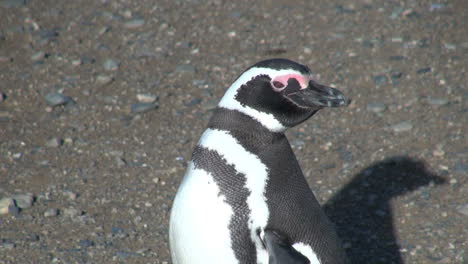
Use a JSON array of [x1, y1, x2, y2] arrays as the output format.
[[323, 156, 446, 264]]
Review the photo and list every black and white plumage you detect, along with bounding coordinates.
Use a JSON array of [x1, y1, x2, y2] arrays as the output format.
[[169, 58, 349, 264]]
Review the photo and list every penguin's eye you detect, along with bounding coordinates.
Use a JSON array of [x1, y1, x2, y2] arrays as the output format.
[[272, 81, 285, 90]]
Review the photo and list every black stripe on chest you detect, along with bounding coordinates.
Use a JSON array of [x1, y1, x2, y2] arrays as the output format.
[[208, 108, 348, 263], [192, 146, 257, 263]]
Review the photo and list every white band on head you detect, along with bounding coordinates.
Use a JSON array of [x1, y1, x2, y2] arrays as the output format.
[[218, 67, 308, 132]]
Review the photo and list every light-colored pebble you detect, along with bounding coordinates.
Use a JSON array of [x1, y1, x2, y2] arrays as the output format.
[[136, 93, 157, 103], [44, 93, 72, 107], [456, 204, 468, 216], [45, 138, 62, 148], [366, 102, 386, 113], [0, 197, 15, 215], [95, 74, 113, 85], [12, 193, 34, 209], [63, 207, 81, 217], [31, 51, 46, 61], [123, 18, 145, 29], [427, 97, 449, 106], [63, 190, 77, 200], [131, 102, 158, 113], [103, 59, 119, 71], [44, 208, 58, 217], [391, 121, 413, 132]]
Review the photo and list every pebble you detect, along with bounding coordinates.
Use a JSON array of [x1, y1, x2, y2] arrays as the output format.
[[416, 67, 431, 74], [373, 75, 388, 86], [1, 241, 15, 249], [366, 102, 386, 113], [95, 74, 113, 85], [63, 190, 77, 200], [391, 121, 413, 132], [12, 193, 34, 209], [63, 207, 82, 217], [427, 97, 449, 106], [455, 204, 468, 216], [454, 162, 467, 174], [175, 64, 196, 75], [131, 102, 158, 113], [103, 59, 119, 71], [115, 157, 127, 167], [1, 0, 26, 8], [185, 98, 202, 107], [0, 197, 15, 215], [390, 71, 403, 80], [123, 18, 145, 29], [430, 3, 444, 11], [31, 51, 46, 61], [0, 92, 5, 102], [79, 239, 95, 248], [45, 138, 63, 148], [0, 111, 12, 121], [136, 93, 157, 103], [44, 208, 58, 217], [0, 56, 11, 62], [44, 93, 73, 107]]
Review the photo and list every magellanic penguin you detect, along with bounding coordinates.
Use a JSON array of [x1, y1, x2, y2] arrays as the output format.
[[169, 58, 349, 264]]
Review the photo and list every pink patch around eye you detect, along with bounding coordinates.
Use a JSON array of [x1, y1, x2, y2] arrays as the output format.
[[271, 74, 309, 91]]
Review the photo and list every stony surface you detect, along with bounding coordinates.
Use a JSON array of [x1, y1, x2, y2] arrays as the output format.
[[0, 0, 466, 263]]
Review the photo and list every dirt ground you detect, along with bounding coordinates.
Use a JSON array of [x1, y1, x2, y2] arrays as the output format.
[[0, 0, 466, 263]]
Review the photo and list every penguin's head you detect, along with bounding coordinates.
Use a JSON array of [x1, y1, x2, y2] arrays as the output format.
[[218, 58, 349, 132]]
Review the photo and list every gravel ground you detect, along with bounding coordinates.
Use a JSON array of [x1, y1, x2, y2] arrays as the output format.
[[0, 0, 467, 263]]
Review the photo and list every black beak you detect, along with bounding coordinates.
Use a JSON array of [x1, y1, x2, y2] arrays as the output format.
[[285, 80, 349, 108]]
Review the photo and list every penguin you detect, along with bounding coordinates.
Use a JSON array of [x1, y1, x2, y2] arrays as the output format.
[[169, 58, 349, 264]]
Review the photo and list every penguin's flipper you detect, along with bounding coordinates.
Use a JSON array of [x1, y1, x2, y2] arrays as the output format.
[[264, 229, 310, 264]]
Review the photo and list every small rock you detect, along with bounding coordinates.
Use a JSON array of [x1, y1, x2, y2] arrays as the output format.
[[12, 193, 34, 209], [131, 102, 158, 113], [63, 190, 77, 200], [391, 121, 413, 132], [44, 208, 58, 217], [71, 58, 82, 66], [63, 207, 82, 217], [136, 93, 157, 103], [389, 55, 405, 61], [175, 65, 196, 75], [290, 139, 305, 148], [0, 56, 12, 62], [456, 204, 468, 216], [429, 3, 444, 11], [366, 102, 386, 113], [79, 239, 95, 248], [115, 157, 127, 167], [0, 197, 15, 215], [373, 75, 388, 86], [0, 111, 12, 121], [123, 18, 145, 29], [95, 74, 113, 85], [44, 93, 73, 107], [185, 98, 202, 107], [45, 138, 63, 148], [390, 6, 404, 19], [390, 71, 404, 80], [103, 59, 119, 71], [31, 51, 46, 61], [427, 97, 449, 106], [1, 241, 15, 249], [454, 163, 467, 174], [0, 92, 5, 102], [416, 67, 431, 74]]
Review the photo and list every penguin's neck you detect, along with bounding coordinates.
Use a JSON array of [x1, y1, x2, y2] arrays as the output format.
[[207, 107, 287, 153]]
